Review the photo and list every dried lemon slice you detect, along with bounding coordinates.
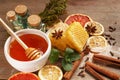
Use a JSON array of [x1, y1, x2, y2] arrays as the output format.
[[38, 65, 63, 80], [84, 21, 104, 36], [87, 36, 108, 52]]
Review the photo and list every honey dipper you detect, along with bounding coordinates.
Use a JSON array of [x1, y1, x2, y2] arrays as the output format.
[[0, 18, 43, 60]]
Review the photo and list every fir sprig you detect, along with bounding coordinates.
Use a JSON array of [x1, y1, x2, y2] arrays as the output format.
[[39, 0, 67, 26]]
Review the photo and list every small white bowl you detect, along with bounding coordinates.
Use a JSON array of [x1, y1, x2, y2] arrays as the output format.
[[4, 29, 51, 72]]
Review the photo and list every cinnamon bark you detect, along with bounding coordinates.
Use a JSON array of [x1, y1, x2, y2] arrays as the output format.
[[63, 52, 84, 80], [93, 54, 120, 67], [94, 54, 120, 64], [85, 65, 106, 80], [93, 57, 120, 67], [86, 61, 120, 80]]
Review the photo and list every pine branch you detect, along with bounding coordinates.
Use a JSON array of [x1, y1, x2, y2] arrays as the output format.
[[39, 0, 67, 26]]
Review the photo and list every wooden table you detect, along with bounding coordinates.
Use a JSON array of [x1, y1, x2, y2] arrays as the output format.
[[0, 0, 120, 79]]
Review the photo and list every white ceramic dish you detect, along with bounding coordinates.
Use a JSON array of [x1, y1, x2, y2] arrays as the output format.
[[4, 29, 51, 72]]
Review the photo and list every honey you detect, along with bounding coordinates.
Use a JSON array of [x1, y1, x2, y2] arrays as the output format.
[[9, 34, 48, 61]]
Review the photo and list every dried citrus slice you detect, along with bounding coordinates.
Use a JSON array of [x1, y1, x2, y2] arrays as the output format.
[[84, 21, 104, 36], [64, 14, 92, 27], [8, 72, 40, 80], [38, 65, 63, 80], [48, 21, 69, 51], [87, 36, 108, 52], [65, 22, 89, 53]]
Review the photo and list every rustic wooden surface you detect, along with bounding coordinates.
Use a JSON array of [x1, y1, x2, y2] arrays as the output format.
[[0, 0, 120, 79]]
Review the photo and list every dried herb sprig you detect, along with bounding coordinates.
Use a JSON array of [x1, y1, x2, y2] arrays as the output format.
[[39, 0, 67, 26]]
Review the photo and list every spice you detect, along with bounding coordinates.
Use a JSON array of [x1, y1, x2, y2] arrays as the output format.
[[108, 26, 116, 32], [52, 29, 63, 39], [103, 33, 117, 46], [117, 57, 120, 60], [103, 34, 110, 37], [85, 57, 89, 62], [77, 70, 85, 77], [79, 66, 85, 69], [110, 51, 114, 56], [85, 64, 106, 80], [86, 24, 97, 35], [83, 46, 90, 55], [112, 41, 116, 46], [86, 61, 120, 80], [109, 37, 115, 40], [63, 53, 84, 80], [93, 54, 120, 67], [108, 40, 111, 45], [103, 22, 118, 46]]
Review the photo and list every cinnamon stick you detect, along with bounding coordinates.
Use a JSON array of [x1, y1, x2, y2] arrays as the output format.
[[93, 57, 120, 67], [94, 54, 120, 64], [63, 52, 84, 80], [86, 61, 120, 80], [85, 65, 106, 80]]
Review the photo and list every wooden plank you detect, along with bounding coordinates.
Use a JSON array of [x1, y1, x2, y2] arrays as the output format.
[[0, 0, 120, 79]]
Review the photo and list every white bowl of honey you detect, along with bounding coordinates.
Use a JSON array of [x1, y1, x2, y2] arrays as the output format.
[[4, 29, 51, 72]]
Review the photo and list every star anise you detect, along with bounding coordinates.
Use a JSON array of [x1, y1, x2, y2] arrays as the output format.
[[86, 24, 97, 34], [52, 29, 63, 39]]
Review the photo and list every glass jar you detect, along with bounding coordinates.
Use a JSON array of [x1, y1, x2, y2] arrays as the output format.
[[27, 14, 48, 32], [27, 14, 41, 29], [6, 10, 23, 31], [40, 22, 48, 32], [15, 4, 29, 29]]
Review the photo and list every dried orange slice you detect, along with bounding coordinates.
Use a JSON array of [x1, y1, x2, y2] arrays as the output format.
[[38, 65, 63, 80], [87, 36, 108, 52], [65, 22, 89, 53], [8, 72, 40, 80], [84, 21, 104, 36], [64, 14, 92, 27]]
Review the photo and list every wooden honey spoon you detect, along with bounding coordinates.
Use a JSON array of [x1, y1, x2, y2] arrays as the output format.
[[0, 18, 43, 60]]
